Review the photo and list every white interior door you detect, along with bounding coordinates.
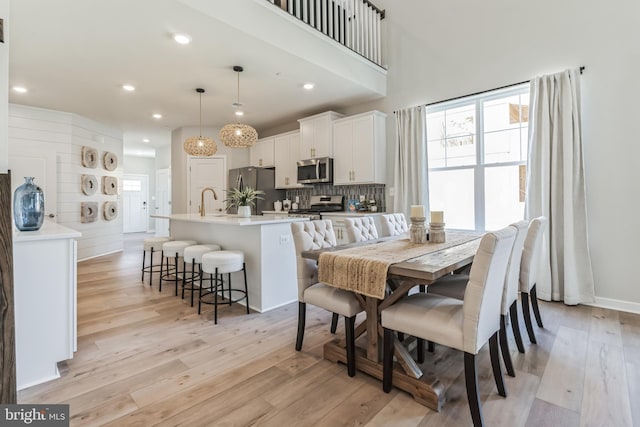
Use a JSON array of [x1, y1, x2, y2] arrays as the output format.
[[8, 147, 58, 222], [188, 156, 226, 215], [155, 168, 171, 237], [123, 174, 149, 233]]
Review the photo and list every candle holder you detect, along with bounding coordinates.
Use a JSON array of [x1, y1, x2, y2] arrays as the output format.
[[410, 217, 428, 244], [429, 222, 446, 243]]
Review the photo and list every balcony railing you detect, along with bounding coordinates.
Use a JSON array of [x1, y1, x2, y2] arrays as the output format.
[[266, 0, 385, 67]]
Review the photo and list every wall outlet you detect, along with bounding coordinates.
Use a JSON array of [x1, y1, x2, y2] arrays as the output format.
[[280, 234, 291, 244]]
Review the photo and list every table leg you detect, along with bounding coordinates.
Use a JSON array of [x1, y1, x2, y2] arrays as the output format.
[[366, 297, 379, 361]]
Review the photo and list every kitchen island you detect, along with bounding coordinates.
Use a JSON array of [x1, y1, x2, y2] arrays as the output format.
[[154, 214, 307, 313]]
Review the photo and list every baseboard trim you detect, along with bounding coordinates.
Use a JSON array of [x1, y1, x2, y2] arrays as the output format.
[[583, 297, 640, 315], [78, 249, 123, 262]]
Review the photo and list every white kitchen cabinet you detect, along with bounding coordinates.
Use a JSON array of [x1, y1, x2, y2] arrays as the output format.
[[249, 136, 275, 168], [333, 110, 386, 185], [298, 111, 344, 159], [274, 130, 304, 189]]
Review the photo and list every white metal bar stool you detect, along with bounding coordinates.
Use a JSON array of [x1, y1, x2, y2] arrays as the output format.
[[182, 244, 222, 307], [160, 240, 197, 296], [141, 237, 170, 288], [199, 250, 250, 324]]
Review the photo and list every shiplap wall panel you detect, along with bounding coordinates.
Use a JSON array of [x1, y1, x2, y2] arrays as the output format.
[[8, 104, 123, 261]]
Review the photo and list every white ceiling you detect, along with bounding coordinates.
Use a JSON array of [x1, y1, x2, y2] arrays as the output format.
[[8, 0, 386, 155]]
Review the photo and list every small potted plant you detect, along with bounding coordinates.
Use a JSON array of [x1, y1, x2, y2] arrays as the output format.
[[225, 187, 264, 218]]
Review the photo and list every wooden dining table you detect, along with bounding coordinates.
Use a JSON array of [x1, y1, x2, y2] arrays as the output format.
[[301, 231, 481, 411]]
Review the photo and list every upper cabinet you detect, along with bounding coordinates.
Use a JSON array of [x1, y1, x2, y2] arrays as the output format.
[[333, 111, 387, 185], [249, 137, 275, 168], [274, 131, 304, 189], [297, 111, 344, 160]]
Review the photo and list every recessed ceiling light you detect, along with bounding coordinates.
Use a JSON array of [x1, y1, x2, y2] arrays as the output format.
[[13, 86, 28, 93], [122, 84, 135, 92], [235, 110, 244, 117], [303, 83, 315, 90], [173, 33, 192, 45], [143, 138, 150, 143], [152, 113, 162, 119]]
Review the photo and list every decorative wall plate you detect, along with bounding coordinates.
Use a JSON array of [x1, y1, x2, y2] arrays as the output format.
[[81, 174, 98, 195], [103, 201, 118, 221], [81, 146, 98, 168], [81, 202, 98, 223], [103, 151, 118, 171], [102, 176, 118, 195]]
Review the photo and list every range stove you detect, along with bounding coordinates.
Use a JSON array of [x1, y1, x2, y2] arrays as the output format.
[[287, 195, 344, 220]]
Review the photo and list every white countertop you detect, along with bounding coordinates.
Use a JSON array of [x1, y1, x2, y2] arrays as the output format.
[[320, 211, 387, 217], [14, 220, 81, 242], [152, 213, 309, 226]]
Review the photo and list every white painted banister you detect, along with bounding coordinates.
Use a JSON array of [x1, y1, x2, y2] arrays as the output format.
[[265, 0, 385, 67]]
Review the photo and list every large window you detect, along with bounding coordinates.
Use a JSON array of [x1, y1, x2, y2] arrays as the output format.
[[427, 85, 529, 231]]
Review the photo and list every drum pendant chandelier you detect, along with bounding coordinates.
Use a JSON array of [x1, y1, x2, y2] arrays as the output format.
[[183, 88, 217, 156], [219, 66, 258, 148]]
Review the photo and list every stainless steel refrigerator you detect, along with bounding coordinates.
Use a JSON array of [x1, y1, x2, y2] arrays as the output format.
[[227, 167, 285, 215]]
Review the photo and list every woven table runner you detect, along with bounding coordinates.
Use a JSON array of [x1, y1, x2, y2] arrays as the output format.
[[318, 232, 479, 299]]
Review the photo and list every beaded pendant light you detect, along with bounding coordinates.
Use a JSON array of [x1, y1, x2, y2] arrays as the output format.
[[183, 88, 217, 156], [219, 66, 258, 148]]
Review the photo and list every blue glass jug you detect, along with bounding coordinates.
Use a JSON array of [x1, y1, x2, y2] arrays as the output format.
[[13, 177, 45, 231]]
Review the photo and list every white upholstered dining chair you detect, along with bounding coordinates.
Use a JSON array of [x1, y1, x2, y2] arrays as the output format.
[[520, 216, 548, 344], [426, 220, 529, 376], [380, 213, 409, 236], [290, 220, 363, 376], [381, 226, 516, 427], [343, 216, 379, 243]]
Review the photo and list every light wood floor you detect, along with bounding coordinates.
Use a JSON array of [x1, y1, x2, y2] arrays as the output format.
[[19, 234, 640, 426]]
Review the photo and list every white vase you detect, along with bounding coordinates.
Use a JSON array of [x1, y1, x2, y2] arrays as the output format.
[[237, 205, 251, 218]]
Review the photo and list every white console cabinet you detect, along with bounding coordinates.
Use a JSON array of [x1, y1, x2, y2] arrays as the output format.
[[13, 221, 80, 389]]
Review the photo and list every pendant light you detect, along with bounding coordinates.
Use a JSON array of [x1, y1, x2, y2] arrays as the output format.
[[219, 66, 258, 148], [183, 88, 217, 156]]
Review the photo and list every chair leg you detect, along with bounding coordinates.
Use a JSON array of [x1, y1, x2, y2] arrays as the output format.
[[159, 251, 164, 292], [149, 249, 155, 287], [141, 249, 146, 282], [383, 328, 394, 393], [197, 266, 203, 315], [330, 313, 339, 334], [228, 272, 232, 306], [214, 268, 219, 324], [510, 301, 525, 353], [499, 315, 515, 377], [242, 263, 250, 314], [174, 254, 179, 296], [522, 292, 537, 344], [464, 352, 484, 427], [295, 302, 306, 351], [489, 332, 507, 397], [397, 332, 405, 342], [531, 284, 544, 328], [428, 341, 435, 352], [419, 284, 426, 292], [417, 338, 425, 364], [345, 315, 356, 377]]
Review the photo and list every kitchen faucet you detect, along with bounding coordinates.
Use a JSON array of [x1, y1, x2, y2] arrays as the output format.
[[199, 187, 218, 216]]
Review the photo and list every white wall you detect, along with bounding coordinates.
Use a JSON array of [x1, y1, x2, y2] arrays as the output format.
[[0, 0, 9, 173], [123, 155, 156, 231], [171, 126, 250, 213], [8, 104, 124, 260], [155, 145, 171, 170], [340, 0, 640, 307]]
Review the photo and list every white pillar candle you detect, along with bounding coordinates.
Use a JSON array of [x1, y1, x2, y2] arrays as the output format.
[[431, 210, 444, 223], [410, 205, 425, 218]]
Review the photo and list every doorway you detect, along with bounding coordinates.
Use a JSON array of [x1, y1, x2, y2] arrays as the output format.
[[187, 156, 226, 215], [123, 174, 149, 233]]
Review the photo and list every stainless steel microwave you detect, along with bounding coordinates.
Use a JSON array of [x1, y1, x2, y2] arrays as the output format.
[[297, 157, 333, 184]]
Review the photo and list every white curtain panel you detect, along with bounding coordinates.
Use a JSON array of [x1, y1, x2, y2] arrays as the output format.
[[526, 69, 595, 305], [393, 106, 429, 218]]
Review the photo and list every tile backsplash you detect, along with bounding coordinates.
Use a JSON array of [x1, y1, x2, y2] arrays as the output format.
[[286, 184, 386, 211]]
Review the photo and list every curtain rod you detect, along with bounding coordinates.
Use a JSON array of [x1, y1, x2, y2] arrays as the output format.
[[393, 66, 586, 114]]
